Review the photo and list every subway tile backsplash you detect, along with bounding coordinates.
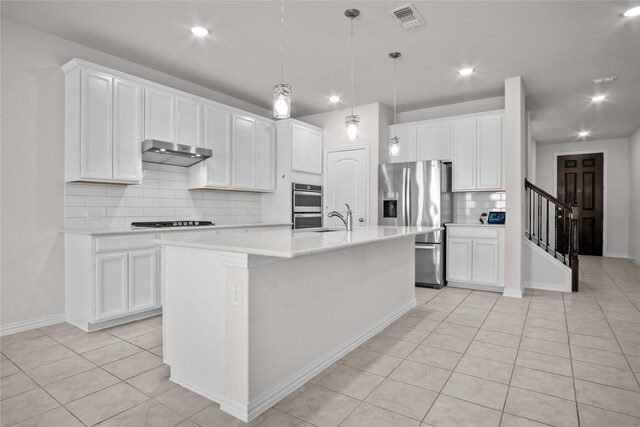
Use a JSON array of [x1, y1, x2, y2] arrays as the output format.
[[453, 192, 506, 224], [65, 162, 262, 228]]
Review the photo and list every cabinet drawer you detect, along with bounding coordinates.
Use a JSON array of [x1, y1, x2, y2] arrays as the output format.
[[447, 226, 500, 239], [96, 234, 156, 253]]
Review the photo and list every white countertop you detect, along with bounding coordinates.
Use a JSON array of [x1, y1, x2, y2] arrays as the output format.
[[446, 223, 506, 228], [63, 222, 291, 236], [156, 225, 441, 258]]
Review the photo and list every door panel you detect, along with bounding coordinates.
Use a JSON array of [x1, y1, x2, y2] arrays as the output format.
[[415, 244, 442, 286], [128, 250, 158, 313], [203, 105, 232, 188], [472, 239, 499, 285], [96, 253, 128, 320], [307, 129, 323, 174], [291, 124, 308, 172], [254, 121, 275, 191], [452, 118, 476, 190], [557, 153, 603, 255], [81, 70, 113, 180], [113, 79, 143, 182], [446, 238, 472, 282], [176, 97, 202, 147], [378, 163, 406, 227], [417, 122, 451, 161], [144, 88, 175, 141], [232, 115, 255, 189], [476, 114, 502, 189], [326, 148, 368, 227]]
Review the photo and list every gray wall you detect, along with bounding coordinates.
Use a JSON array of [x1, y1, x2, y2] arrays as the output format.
[[535, 138, 630, 258], [629, 127, 640, 264], [0, 18, 270, 329]]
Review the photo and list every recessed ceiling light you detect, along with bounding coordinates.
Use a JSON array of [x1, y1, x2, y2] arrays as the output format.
[[458, 67, 474, 76], [623, 6, 640, 17], [591, 95, 606, 102], [329, 96, 340, 103], [578, 131, 590, 137], [191, 26, 210, 37]]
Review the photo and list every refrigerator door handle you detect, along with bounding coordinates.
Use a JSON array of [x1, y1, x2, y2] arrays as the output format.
[[404, 166, 411, 226], [415, 244, 437, 250]]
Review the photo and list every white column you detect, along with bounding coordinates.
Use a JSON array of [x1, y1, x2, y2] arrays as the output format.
[[504, 77, 525, 298]]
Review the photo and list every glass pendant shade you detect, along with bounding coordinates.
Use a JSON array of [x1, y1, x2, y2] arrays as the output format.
[[273, 83, 291, 119], [389, 136, 400, 155], [345, 114, 359, 141]]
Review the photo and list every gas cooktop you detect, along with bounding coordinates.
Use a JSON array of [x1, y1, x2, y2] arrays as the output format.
[[131, 221, 214, 228]]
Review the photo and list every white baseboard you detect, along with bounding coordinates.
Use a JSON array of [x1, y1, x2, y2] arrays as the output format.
[[631, 258, 640, 267], [0, 313, 65, 337], [213, 298, 417, 422], [502, 288, 523, 299], [604, 252, 629, 259], [525, 281, 570, 293], [447, 281, 503, 293]]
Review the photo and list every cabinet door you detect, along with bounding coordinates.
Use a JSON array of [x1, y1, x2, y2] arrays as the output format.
[[113, 79, 143, 183], [471, 239, 500, 285], [144, 88, 175, 141], [176, 96, 202, 147], [452, 118, 477, 191], [417, 121, 451, 161], [203, 105, 232, 188], [81, 70, 113, 180], [128, 249, 158, 313], [446, 237, 472, 282], [291, 124, 308, 172], [95, 253, 128, 320], [232, 115, 256, 189], [388, 126, 417, 163], [254, 121, 275, 191], [307, 129, 323, 174], [476, 114, 503, 190]]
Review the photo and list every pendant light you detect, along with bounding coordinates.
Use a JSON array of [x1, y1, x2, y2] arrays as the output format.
[[344, 9, 360, 140], [389, 52, 401, 156], [273, 0, 291, 118]]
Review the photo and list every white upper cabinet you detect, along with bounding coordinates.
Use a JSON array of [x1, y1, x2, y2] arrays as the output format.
[[176, 96, 202, 147], [388, 125, 417, 163], [81, 70, 113, 181], [64, 63, 143, 184], [232, 115, 257, 189], [291, 122, 323, 175], [144, 87, 175, 142], [417, 121, 451, 161], [113, 79, 143, 182], [451, 118, 477, 191], [476, 114, 503, 190], [189, 104, 232, 189], [254, 121, 276, 191]]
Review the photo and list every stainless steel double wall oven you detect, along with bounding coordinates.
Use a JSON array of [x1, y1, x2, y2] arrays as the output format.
[[292, 183, 323, 229]]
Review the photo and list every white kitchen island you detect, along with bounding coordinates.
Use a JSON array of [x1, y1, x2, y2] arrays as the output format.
[[156, 225, 440, 422]]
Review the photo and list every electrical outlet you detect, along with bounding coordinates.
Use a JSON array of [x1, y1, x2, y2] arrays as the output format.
[[232, 283, 242, 307]]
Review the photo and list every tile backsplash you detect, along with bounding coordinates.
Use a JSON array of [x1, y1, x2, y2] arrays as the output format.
[[65, 162, 262, 228], [454, 192, 506, 224]]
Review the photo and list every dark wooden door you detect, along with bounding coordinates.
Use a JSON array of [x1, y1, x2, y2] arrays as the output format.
[[557, 153, 603, 256]]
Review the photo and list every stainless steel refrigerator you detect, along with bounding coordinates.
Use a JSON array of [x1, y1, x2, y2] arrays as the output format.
[[378, 161, 453, 288]]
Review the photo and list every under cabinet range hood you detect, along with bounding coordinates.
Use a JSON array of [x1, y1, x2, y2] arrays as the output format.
[[141, 140, 212, 167]]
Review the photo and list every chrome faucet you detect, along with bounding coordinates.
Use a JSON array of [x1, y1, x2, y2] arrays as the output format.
[[328, 204, 353, 231]]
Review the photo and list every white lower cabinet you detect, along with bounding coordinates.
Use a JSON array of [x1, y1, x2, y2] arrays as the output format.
[[446, 225, 504, 291], [128, 249, 158, 313], [96, 252, 129, 320]]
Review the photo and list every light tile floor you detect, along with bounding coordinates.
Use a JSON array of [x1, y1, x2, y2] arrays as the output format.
[[1, 256, 640, 426]]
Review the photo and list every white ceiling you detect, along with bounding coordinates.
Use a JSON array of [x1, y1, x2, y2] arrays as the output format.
[[2, 1, 639, 143]]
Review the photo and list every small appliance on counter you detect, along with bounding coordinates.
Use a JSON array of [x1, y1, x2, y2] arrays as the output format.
[[131, 220, 214, 228], [292, 183, 323, 229], [487, 211, 506, 224], [378, 160, 453, 289]]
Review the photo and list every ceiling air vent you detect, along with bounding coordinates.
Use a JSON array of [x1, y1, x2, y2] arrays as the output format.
[[389, 3, 425, 29], [592, 76, 617, 85]]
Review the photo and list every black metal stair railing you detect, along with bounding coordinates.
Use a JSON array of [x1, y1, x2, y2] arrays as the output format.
[[525, 179, 579, 292]]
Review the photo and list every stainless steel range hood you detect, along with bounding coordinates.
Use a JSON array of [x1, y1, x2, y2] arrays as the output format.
[[141, 140, 212, 167]]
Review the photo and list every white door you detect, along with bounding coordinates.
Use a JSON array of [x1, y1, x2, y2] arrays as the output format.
[[144, 88, 175, 141], [203, 104, 232, 188], [254, 121, 275, 191], [176, 96, 202, 147], [472, 239, 500, 285], [325, 147, 368, 227], [112, 78, 143, 183], [232, 115, 256, 189], [476, 114, 503, 190], [81, 70, 113, 180], [417, 121, 451, 161], [388, 125, 417, 163], [452, 118, 477, 191], [128, 249, 158, 313], [446, 238, 472, 282], [96, 252, 128, 320]]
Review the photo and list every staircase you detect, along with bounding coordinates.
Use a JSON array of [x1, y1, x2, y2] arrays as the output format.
[[524, 179, 579, 292]]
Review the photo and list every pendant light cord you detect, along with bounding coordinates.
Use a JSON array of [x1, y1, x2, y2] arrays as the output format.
[[393, 57, 397, 126], [280, 0, 284, 83], [350, 16, 354, 116]]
